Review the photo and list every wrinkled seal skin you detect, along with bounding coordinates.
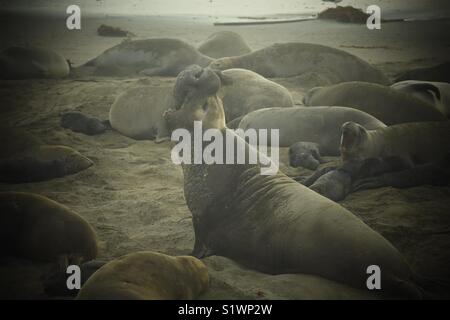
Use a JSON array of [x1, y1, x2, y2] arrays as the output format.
[[210, 42, 389, 84], [0, 46, 70, 79], [165, 66, 422, 298], [80, 38, 213, 76], [76, 252, 209, 300], [0, 192, 98, 263], [198, 31, 252, 59], [304, 82, 447, 125]]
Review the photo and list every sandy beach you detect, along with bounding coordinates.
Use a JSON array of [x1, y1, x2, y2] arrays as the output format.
[[1, 5, 450, 299]]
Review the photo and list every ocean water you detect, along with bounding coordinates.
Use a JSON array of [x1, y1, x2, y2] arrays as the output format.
[[1, 0, 450, 19]]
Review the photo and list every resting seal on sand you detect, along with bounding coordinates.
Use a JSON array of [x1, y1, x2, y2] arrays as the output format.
[[61, 112, 110, 135], [109, 86, 175, 141], [80, 38, 213, 76], [0, 129, 93, 183], [340, 121, 450, 164], [391, 81, 450, 118], [289, 142, 327, 170], [76, 252, 209, 300], [304, 82, 447, 125], [0, 192, 98, 263], [395, 61, 450, 83], [209, 42, 389, 84], [0, 46, 70, 79], [198, 31, 252, 59], [238, 106, 386, 151], [163, 66, 422, 298]]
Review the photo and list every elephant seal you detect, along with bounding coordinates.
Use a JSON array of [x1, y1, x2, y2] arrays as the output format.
[[238, 106, 386, 152], [61, 112, 110, 135], [0, 46, 70, 79], [391, 81, 450, 118], [76, 252, 209, 300], [299, 157, 413, 201], [109, 86, 175, 141], [304, 82, 447, 125], [80, 38, 213, 77], [394, 61, 450, 83], [0, 192, 98, 263], [340, 121, 450, 164], [209, 42, 389, 84], [198, 31, 252, 59], [0, 128, 93, 183], [162, 66, 422, 298], [289, 142, 327, 171]]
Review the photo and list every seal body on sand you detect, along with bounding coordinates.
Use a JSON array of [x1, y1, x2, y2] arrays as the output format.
[[163, 67, 422, 298], [340, 121, 450, 164], [209, 42, 389, 84], [109, 86, 175, 140], [0, 192, 98, 262], [61, 112, 109, 135], [391, 81, 450, 118], [395, 61, 450, 83], [238, 106, 386, 151], [80, 38, 213, 76], [0, 129, 93, 183], [0, 46, 70, 79], [198, 31, 252, 59], [76, 252, 209, 300], [304, 82, 447, 125]]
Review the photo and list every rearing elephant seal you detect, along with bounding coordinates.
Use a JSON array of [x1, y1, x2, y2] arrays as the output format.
[[304, 82, 447, 125], [79, 38, 213, 77], [163, 66, 422, 298], [0, 46, 70, 79], [340, 121, 450, 164], [76, 251, 209, 300], [198, 31, 252, 59], [209, 42, 389, 84]]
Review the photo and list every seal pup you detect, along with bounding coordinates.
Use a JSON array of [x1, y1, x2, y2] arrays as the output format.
[[198, 31, 252, 59], [0, 46, 70, 79], [304, 82, 447, 125], [79, 38, 213, 77], [0, 192, 98, 263], [0, 128, 93, 183], [76, 252, 209, 300], [209, 42, 389, 84], [238, 106, 386, 153], [162, 66, 422, 298], [61, 111, 110, 135], [289, 141, 327, 170], [391, 81, 450, 118]]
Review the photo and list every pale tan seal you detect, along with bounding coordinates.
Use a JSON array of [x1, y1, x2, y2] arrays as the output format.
[[76, 251, 209, 300], [0, 46, 70, 79], [198, 31, 252, 59], [79, 38, 213, 77]]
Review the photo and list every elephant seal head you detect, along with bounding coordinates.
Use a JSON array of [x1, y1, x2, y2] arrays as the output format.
[[340, 121, 369, 161]]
